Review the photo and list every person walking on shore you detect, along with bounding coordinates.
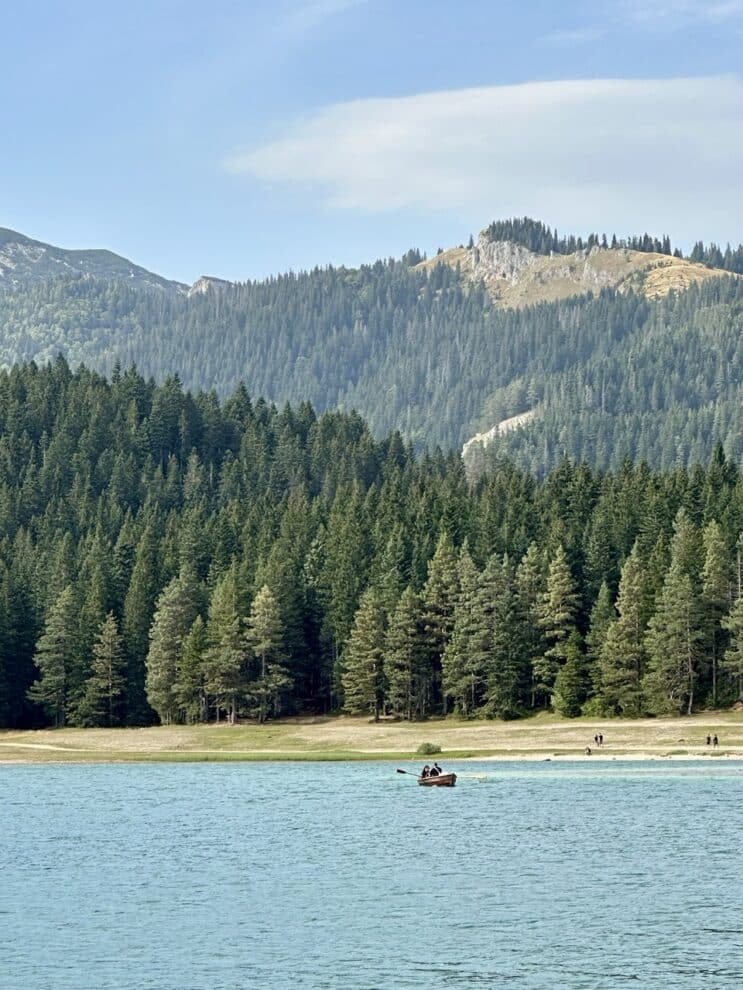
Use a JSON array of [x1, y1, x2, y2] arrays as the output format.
[[713, 735, 719, 748]]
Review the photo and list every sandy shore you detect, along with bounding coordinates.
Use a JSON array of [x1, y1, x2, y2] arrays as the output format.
[[1, 712, 742, 763]]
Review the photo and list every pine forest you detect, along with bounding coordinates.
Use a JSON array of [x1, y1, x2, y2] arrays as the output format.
[[1, 360, 742, 731]]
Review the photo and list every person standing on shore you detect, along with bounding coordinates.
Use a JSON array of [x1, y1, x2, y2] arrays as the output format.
[[598, 733, 604, 746], [706, 735, 711, 746], [713, 735, 719, 748]]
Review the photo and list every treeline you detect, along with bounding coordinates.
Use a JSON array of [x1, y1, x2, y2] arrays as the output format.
[[0, 363, 741, 730], [484, 218, 743, 273], [0, 260, 740, 472]]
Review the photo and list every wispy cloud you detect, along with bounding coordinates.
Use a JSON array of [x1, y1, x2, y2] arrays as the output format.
[[620, 0, 743, 27], [278, 0, 366, 38], [539, 27, 607, 46], [228, 76, 743, 243]]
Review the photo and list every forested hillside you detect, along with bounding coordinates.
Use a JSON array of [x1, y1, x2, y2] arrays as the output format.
[[1, 363, 742, 730], [0, 219, 740, 471]]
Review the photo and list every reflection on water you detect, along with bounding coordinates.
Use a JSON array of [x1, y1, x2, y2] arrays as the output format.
[[2, 761, 742, 989]]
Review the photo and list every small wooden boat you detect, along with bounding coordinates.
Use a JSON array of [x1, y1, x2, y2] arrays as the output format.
[[418, 772, 457, 787]]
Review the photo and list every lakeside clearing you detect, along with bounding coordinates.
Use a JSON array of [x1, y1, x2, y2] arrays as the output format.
[[1, 711, 742, 763]]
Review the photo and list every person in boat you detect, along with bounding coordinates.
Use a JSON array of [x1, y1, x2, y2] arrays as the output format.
[[429, 762, 442, 777], [421, 765, 430, 778]]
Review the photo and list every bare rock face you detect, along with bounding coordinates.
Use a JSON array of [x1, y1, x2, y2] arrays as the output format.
[[471, 234, 539, 283], [187, 275, 234, 298]]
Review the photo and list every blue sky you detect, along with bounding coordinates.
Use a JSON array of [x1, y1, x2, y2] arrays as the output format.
[[1, 0, 742, 283]]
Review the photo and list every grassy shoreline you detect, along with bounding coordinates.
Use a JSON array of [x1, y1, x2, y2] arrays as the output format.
[[1, 712, 742, 764]]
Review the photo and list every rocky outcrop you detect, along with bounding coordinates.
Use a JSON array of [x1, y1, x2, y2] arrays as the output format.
[[417, 231, 736, 309], [187, 275, 234, 298], [471, 235, 540, 283], [462, 409, 538, 460]]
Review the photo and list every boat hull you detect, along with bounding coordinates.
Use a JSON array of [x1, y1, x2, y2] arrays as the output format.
[[418, 772, 457, 787]]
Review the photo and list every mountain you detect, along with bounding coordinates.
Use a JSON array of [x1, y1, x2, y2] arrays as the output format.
[[418, 232, 732, 309], [0, 227, 187, 294], [0, 217, 740, 472]]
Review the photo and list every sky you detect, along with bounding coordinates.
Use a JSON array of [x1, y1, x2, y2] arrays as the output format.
[[1, 0, 742, 283]]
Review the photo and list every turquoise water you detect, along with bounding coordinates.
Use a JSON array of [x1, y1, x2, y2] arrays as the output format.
[[2, 761, 742, 989]]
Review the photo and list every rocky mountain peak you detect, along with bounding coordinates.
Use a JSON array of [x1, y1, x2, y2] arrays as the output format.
[[187, 275, 234, 298]]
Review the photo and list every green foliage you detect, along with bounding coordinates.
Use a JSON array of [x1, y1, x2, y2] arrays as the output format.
[[0, 362, 741, 728], [0, 244, 740, 471], [416, 742, 441, 755]]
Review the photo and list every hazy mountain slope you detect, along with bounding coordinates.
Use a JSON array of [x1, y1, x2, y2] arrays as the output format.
[[0, 227, 187, 294], [0, 219, 740, 471]]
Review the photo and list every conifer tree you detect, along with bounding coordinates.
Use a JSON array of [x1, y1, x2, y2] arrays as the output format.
[[721, 593, 743, 699], [204, 564, 249, 724], [341, 588, 386, 720], [643, 558, 702, 715], [77, 612, 127, 727], [175, 615, 208, 723], [27, 585, 78, 727], [421, 531, 460, 712], [441, 546, 483, 716], [385, 586, 426, 720], [122, 520, 161, 721], [600, 544, 647, 716], [246, 584, 290, 723], [584, 581, 614, 704], [701, 520, 731, 705], [481, 556, 530, 719], [145, 567, 201, 724], [515, 541, 546, 704], [536, 545, 580, 705], [552, 631, 588, 717]]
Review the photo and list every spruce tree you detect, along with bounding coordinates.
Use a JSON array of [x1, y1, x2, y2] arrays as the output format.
[[701, 520, 731, 705], [721, 594, 743, 700], [536, 546, 581, 706], [122, 520, 161, 722], [204, 564, 249, 724], [246, 584, 290, 723], [552, 631, 588, 717], [516, 541, 546, 707], [175, 615, 208, 723], [77, 612, 127, 727], [643, 558, 702, 715], [421, 531, 460, 713], [385, 587, 426, 720], [145, 567, 201, 724], [27, 585, 78, 727], [481, 555, 530, 719], [341, 588, 386, 720], [441, 546, 483, 716], [584, 581, 614, 706], [600, 544, 647, 716]]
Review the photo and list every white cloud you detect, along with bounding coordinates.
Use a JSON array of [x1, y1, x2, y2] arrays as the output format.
[[228, 76, 743, 243], [620, 0, 743, 27]]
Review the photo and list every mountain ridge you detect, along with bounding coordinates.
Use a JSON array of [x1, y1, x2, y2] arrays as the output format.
[[0, 226, 188, 294], [416, 230, 738, 309], [0, 217, 740, 473]]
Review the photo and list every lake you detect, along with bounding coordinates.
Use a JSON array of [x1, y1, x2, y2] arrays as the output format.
[[2, 761, 742, 989]]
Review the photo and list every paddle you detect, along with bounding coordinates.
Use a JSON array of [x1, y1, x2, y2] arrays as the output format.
[[396, 768, 419, 776]]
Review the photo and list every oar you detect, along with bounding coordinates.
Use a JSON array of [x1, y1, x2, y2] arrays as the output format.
[[396, 768, 419, 776]]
